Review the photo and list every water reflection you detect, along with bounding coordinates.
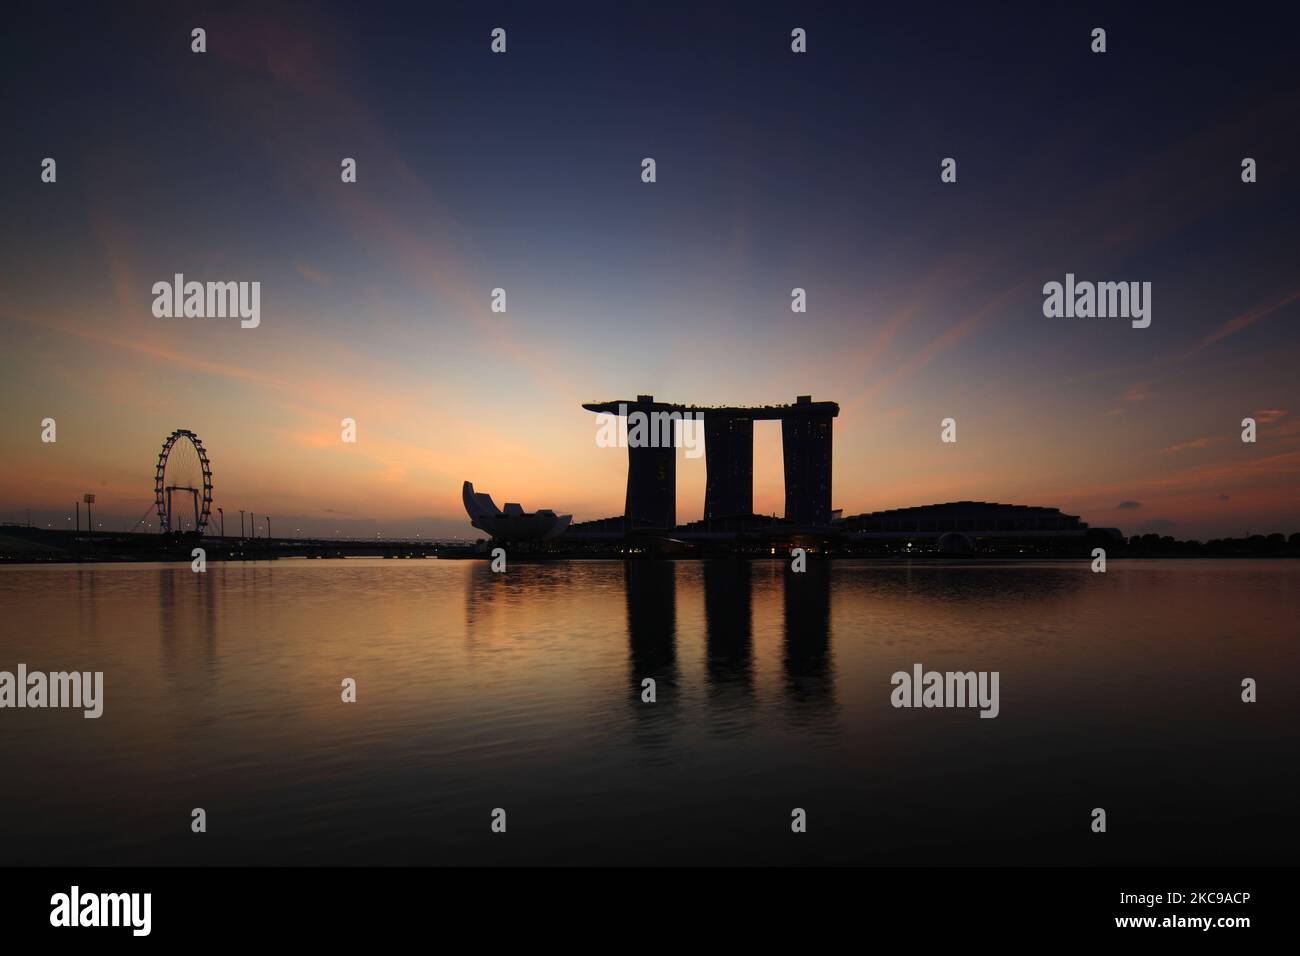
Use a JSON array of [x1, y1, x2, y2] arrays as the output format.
[[624, 560, 678, 712], [701, 560, 760, 739], [782, 562, 836, 729], [75, 567, 100, 641], [845, 562, 1086, 605], [1, 558, 1296, 865], [703, 560, 755, 703], [157, 567, 219, 700]]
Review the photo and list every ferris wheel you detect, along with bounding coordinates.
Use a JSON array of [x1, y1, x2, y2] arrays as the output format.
[[154, 429, 213, 534]]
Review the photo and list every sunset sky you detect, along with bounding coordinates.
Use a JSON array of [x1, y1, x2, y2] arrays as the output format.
[[2, 2, 1298, 540]]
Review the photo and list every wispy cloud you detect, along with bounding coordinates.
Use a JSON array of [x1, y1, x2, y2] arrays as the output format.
[[1180, 289, 1300, 358], [1, 308, 285, 388], [1124, 381, 1154, 403], [295, 263, 332, 287]]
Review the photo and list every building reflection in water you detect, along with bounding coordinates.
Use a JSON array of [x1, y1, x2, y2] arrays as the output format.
[[782, 560, 837, 729], [624, 560, 680, 749], [157, 565, 220, 699], [702, 560, 755, 732]]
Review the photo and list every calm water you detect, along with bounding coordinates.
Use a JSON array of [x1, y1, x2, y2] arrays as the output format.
[[0, 558, 1296, 866]]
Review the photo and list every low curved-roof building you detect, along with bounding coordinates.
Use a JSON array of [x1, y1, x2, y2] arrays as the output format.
[[462, 481, 572, 541], [837, 501, 1115, 538]]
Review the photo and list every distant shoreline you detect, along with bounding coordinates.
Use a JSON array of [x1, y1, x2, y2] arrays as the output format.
[[3, 553, 1298, 567], [3, 525, 1297, 564]]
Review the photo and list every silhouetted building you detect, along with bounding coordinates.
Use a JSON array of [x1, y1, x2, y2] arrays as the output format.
[[623, 395, 677, 530], [836, 501, 1124, 554], [704, 413, 753, 519], [839, 501, 1087, 535], [557, 398, 1120, 553], [781, 396, 834, 525], [582, 394, 840, 533], [461, 481, 572, 540]]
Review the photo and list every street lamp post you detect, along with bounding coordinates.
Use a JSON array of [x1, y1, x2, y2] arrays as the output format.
[[217, 506, 224, 538]]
